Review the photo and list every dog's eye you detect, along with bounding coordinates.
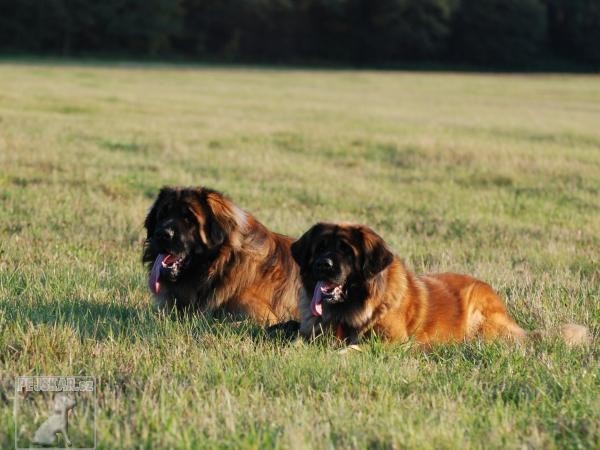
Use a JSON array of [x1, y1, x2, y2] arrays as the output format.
[[339, 242, 353, 255]]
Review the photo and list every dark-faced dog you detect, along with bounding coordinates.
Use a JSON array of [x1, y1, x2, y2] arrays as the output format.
[[291, 222, 589, 346], [143, 186, 301, 324]]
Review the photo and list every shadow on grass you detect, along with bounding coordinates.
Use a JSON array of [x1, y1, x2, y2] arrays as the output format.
[[1, 298, 159, 341], [1, 297, 281, 344]]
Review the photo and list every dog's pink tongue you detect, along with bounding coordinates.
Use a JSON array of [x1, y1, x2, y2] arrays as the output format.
[[311, 281, 325, 316], [149, 254, 165, 295]]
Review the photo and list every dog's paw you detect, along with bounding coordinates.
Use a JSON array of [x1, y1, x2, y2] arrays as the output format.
[[338, 344, 362, 355]]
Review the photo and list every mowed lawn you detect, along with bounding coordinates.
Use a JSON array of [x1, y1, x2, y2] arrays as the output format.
[[0, 62, 599, 449]]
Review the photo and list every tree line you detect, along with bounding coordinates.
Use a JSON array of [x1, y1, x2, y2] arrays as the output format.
[[0, 0, 598, 68]]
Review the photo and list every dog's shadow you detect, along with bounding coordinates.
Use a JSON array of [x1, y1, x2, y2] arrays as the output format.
[[2, 297, 159, 341], [1, 297, 302, 345], [265, 320, 301, 341]]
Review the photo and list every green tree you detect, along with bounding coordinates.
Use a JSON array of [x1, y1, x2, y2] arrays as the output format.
[[546, 0, 600, 65], [451, 0, 547, 66]]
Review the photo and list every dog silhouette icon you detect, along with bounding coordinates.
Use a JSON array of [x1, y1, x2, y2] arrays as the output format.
[[33, 393, 77, 447]]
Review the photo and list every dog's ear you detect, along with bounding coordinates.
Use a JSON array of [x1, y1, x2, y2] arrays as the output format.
[[359, 227, 394, 279], [203, 190, 247, 249], [144, 186, 174, 237], [291, 223, 322, 268]]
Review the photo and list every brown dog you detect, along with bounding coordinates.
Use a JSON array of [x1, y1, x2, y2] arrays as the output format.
[[291, 222, 589, 346], [143, 186, 301, 324]]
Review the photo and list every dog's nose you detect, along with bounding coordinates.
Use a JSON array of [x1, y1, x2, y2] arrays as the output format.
[[156, 227, 174, 242], [315, 257, 334, 273]]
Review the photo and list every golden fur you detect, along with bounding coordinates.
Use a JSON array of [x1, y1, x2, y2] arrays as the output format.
[[144, 187, 302, 325], [293, 223, 589, 346]]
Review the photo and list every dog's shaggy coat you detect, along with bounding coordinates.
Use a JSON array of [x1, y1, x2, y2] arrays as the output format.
[[292, 223, 589, 346], [143, 187, 301, 324]]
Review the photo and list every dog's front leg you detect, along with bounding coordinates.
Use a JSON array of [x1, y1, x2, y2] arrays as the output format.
[[342, 327, 360, 346], [299, 315, 325, 341], [61, 425, 71, 447], [337, 327, 363, 354]]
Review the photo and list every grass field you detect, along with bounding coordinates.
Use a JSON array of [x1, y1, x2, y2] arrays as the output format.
[[0, 61, 599, 449]]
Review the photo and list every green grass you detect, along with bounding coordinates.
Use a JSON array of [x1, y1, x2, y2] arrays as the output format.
[[0, 61, 599, 449]]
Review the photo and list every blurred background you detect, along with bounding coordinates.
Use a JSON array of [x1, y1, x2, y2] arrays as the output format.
[[1, 0, 599, 69]]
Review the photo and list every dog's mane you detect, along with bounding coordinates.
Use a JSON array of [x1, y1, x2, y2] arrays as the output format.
[[204, 205, 297, 318], [170, 188, 299, 319], [144, 186, 301, 322]]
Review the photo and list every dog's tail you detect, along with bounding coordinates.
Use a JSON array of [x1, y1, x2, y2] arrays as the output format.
[[529, 323, 592, 347]]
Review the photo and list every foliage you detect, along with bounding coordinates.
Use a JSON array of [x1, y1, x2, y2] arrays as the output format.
[[451, 0, 547, 66], [0, 0, 599, 66], [545, 0, 600, 64]]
